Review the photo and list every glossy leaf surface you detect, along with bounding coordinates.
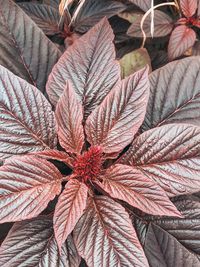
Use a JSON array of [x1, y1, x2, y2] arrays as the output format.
[[73, 196, 149, 267], [180, 0, 197, 17], [85, 67, 149, 154], [0, 66, 57, 160], [0, 156, 62, 222]]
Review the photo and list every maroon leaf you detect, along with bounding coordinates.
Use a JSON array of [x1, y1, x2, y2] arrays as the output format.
[[0, 155, 62, 223], [72, 0, 126, 33], [0, 216, 81, 267], [180, 0, 197, 17], [55, 81, 84, 154], [0, 0, 61, 92], [85, 67, 149, 154], [119, 124, 200, 197], [127, 10, 173, 38], [144, 224, 200, 266], [73, 195, 149, 267], [96, 164, 181, 217], [129, 0, 151, 12], [142, 57, 200, 130], [54, 179, 88, 250], [0, 66, 57, 160], [168, 25, 196, 60], [18, 2, 60, 35], [46, 18, 120, 118]]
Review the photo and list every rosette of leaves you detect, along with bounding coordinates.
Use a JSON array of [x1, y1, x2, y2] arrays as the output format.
[[1, 15, 200, 266]]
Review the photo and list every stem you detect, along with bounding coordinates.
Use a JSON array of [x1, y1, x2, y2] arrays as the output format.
[[140, 2, 179, 48]]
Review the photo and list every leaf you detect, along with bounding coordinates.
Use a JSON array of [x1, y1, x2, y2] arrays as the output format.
[[142, 56, 200, 130], [85, 67, 149, 154], [127, 10, 173, 38], [0, 155, 62, 223], [18, 2, 60, 35], [144, 224, 200, 266], [46, 18, 120, 119], [180, 0, 197, 17], [54, 179, 88, 250], [168, 25, 196, 60], [0, 215, 81, 267], [0, 0, 61, 92], [0, 66, 57, 160], [96, 164, 181, 217], [59, 0, 74, 14], [55, 81, 84, 154], [119, 124, 200, 197], [129, 0, 151, 12], [73, 195, 149, 267], [119, 48, 152, 78], [72, 0, 126, 33]]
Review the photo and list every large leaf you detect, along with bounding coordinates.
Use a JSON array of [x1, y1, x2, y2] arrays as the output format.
[[0, 0, 61, 92], [72, 0, 125, 33], [180, 0, 197, 17], [18, 2, 60, 35], [168, 25, 196, 60], [144, 224, 200, 266], [96, 164, 181, 217], [55, 81, 84, 154], [129, 0, 151, 11], [142, 57, 200, 130], [85, 67, 149, 154], [73, 195, 149, 267], [119, 124, 200, 197], [127, 10, 173, 38], [54, 179, 88, 250], [0, 155, 62, 222], [46, 18, 120, 118], [0, 215, 81, 267], [43, 0, 60, 8], [0, 66, 57, 160]]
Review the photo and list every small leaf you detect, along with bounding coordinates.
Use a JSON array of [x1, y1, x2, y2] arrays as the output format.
[[73, 195, 149, 267], [144, 224, 200, 266], [0, 0, 61, 92], [0, 66, 57, 160], [0, 155, 62, 223], [168, 25, 196, 60], [55, 81, 84, 154], [96, 164, 181, 217], [54, 179, 88, 250], [72, 0, 126, 33], [18, 2, 60, 35], [127, 10, 173, 38], [180, 0, 197, 17], [142, 57, 200, 130], [120, 124, 200, 197], [119, 48, 152, 78], [85, 67, 149, 154], [0, 215, 81, 267], [46, 18, 120, 119]]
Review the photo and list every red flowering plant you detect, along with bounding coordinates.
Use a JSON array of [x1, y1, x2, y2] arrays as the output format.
[[1, 15, 200, 267]]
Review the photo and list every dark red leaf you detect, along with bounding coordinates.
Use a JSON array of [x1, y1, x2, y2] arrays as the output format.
[[72, 0, 126, 33], [142, 57, 200, 130], [168, 25, 196, 60], [46, 18, 120, 119], [0, 0, 61, 92], [0, 66, 57, 160], [129, 0, 151, 12], [55, 81, 84, 154], [0, 155, 62, 222], [127, 10, 173, 38], [18, 2, 60, 35], [119, 124, 200, 197], [73, 195, 149, 267], [85, 67, 149, 154], [54, 179, 88, 250], [96, 164, 181, 217], [180, 0, 197, 17], [0, 215, 81, 266], [144, 224, 200, 266]]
